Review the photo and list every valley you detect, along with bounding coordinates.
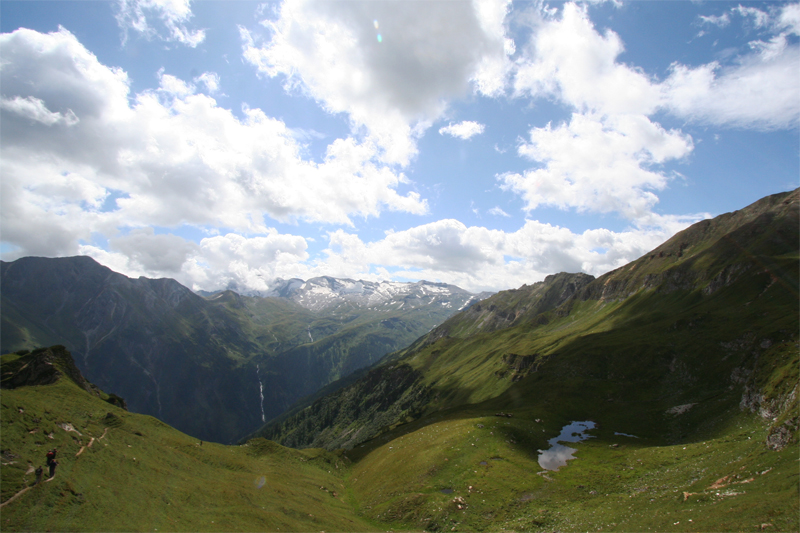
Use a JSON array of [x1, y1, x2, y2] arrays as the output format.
[[1, 188, 798, 531], [1, 262, 482, 443]]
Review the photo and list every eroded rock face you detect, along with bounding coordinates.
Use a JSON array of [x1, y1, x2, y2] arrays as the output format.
[[2, 346, 130, 413], [766, 424, 794, 451], [2, 346, 84, 390], [740, 382, 798, 452], [741, 380, 797, 420]]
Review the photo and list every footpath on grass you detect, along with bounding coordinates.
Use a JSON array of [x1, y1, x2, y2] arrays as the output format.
[[1, 426, 112, 509]]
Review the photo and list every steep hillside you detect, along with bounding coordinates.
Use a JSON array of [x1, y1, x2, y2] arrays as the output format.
[[254, 188, 798, 454], [423, 271, 595, 342], [244, 188, 798, 532], [573, 187, 799, 303], [0, 346, 374, 532], [1, 258, 480, 443], [1, 257, 262, 444]]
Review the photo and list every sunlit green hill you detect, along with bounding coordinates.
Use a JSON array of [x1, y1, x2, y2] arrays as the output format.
[[0, 346, 374, 532]]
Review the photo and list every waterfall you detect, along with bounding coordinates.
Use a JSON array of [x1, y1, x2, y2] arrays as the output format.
[[307, 326, 314, 342], [256, 364, 266, 423]]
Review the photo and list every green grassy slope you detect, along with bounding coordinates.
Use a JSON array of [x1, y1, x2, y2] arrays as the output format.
[[0, 347, 374, 532], [244, 189, 799, 531], [2, 348, 796, 532], [339, 404, 798, 532]]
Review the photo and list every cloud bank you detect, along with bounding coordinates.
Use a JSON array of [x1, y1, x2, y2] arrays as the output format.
[[2, 1, 796, 295], [0, 26, 427, 259]]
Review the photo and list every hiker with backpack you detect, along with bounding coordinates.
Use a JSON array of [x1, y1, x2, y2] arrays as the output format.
[[45, 448, 58, 479]]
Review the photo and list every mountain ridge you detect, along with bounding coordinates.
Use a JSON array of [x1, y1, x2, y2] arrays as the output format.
[[205, 275, 491, 313], [1, 258, 485, 443], [251, 188, 799, 452]]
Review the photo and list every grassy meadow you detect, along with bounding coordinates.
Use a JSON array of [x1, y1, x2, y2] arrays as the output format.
[[0, 355, 372, 532], [2, 345, 797, 532]]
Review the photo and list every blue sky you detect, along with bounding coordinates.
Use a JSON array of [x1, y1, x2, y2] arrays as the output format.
[[1, 0, 797, 293]]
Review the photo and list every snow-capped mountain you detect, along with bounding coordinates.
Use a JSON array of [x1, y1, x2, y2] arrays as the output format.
[[262, 276, 491, 313]]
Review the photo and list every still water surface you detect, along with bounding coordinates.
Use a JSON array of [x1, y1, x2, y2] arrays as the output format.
[[537, 420, 596, 471]]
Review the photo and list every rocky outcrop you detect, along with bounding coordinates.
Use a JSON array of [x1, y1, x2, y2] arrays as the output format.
[[741, 383, 798, 422], [766, 420, 796, 451], [0, 346, 126, 410], [2, 345, 92, 391]]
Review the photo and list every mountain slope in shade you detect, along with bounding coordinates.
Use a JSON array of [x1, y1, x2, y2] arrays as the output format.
[[0, 258, 482, 444], [1, 256, 267, 443]]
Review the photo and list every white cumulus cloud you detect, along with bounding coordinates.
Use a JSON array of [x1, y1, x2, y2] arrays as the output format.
[[308, 213, 702, 293], [241, 0, 512, 166], [514, 2, 800, 128], [0, 27, 427, 262], [514, 2, 661, 116], [439, 121, 486, 140], [506, 1, 798, 221], [500, 113, 693, 220]]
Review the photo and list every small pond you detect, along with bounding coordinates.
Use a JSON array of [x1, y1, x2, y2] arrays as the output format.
[[537, 420, 596, 471]]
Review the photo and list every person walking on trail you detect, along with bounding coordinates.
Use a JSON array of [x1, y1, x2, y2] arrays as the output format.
[[46, 448, 57, 466], [48, 459, 58, 478], [35, 466, 43, 484]]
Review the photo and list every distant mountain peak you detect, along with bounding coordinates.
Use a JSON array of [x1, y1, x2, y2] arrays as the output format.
[[253, 275, 484, 312]]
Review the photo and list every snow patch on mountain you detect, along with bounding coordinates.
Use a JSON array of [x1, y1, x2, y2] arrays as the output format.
[[251, 276, 490, 312]]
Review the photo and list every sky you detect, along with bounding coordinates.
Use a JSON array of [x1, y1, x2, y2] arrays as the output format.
[[1, 0, 798, 294]]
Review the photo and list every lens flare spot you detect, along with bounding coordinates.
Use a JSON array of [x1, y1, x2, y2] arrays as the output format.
[[373, 19, 379, 29], [255, 476, 266, 489], [377, 34, 382, 43]]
